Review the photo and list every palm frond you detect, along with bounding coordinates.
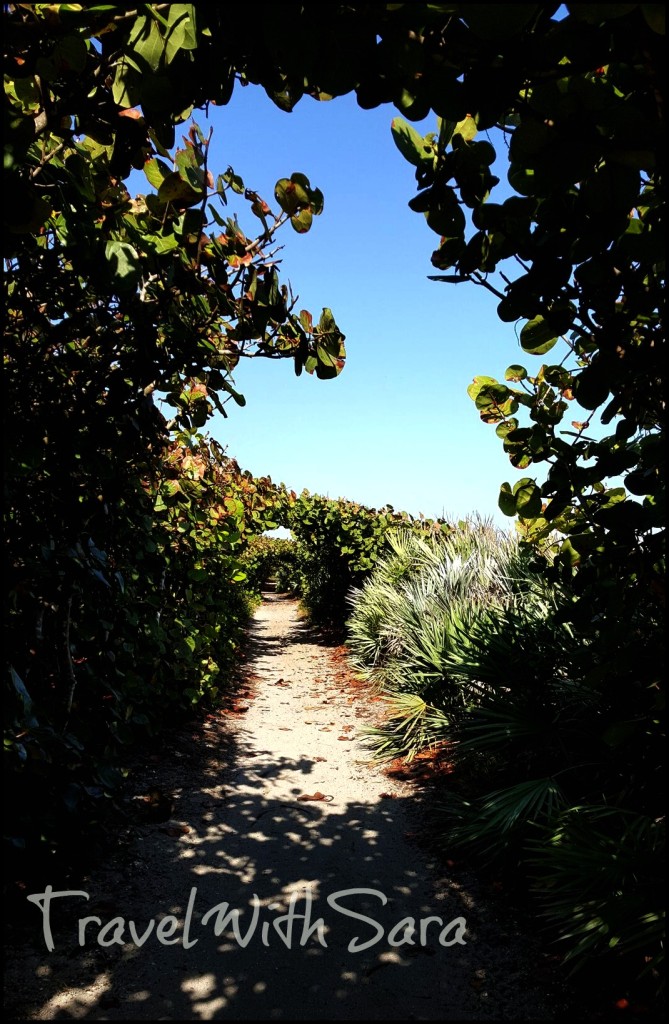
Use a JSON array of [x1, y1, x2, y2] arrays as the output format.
[[436, 777, 567, 861], [361, 691, 451, 762], [527, 806, 665, 969], [457, 701, 553, 750]]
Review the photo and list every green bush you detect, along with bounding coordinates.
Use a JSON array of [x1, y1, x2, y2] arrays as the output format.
[[287, 491, 447, 629], [272, 541, 301, 594], [4, 437, 280, 867], [347, 518, 665, 979]]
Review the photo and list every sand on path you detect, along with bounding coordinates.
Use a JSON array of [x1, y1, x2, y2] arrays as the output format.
[[11, 591, 559, 1020]]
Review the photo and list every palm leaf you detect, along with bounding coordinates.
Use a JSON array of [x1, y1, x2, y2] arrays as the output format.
[[361, 691, 451, 762], [526, 806, 665, 969]]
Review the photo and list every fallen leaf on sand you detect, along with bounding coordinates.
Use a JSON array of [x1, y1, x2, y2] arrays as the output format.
[[160, 824, 191, 837], [297, 792, 333, 802], [135, 788, 174, 822]]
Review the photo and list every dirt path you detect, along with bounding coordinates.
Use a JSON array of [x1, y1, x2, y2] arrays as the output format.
[[9, 592, 562, 1020]]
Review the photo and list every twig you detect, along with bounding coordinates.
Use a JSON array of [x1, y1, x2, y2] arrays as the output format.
[[470, 271, 506, 301], [30, 138, 67, 179], [62, 595, 77, 732], [196, 126, 214, 274]]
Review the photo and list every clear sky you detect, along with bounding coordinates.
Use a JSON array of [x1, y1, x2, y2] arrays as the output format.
[[173, 87, 549, 525]]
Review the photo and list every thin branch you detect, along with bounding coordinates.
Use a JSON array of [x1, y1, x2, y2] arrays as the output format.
[[195, 126, 214, 274], [62, 595, 77, 733], [470, 272, 506, 302], [30, 138, 67, 179], [244, 212, 289, 255]]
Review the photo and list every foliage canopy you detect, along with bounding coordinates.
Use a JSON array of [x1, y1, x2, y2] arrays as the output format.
[[3, 8, 664, 981], [5, 3, 664, 615]]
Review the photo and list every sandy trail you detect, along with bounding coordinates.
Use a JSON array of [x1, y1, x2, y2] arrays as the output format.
[[9, 592, 560, 1020]]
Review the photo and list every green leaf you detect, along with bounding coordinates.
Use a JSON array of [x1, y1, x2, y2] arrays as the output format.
[[641, 4, 665, 33], [318, 308, 337, 334], [396, 87, 430, 122], [496, 418, 519, 438], [391, 117, 431, 167], [143, 232, 179, 254], [290, 171, 312, 195], [475, 382, 518, 421], [309, 187, 324, 216], [163, 5, 194, 62], [520, 316, 560, 355], [569, 5, 636, 23], [221, 382, 246, 407], [453, 115, 478, 142], [105, 241, 140, 291], [223, 168, 244, 194], [291, 208, 313, 233], [53, 35, 88, 74], [513, 477, 543, 517], [499, 482, 517, 516], [10, 667, 38, 727], [462, 4, 543, 39], [430, 234, 467, 269], [144, 157, 170, 189], [157, 172, 202, 205], [208, 203, 226, 225], [127, 14, 164, 72], [275, 177, 300, 216], [425, 190, 466, 237], [467, 375, 498, 401], [505, 364, 527, 381], [177, 634, 196, 655], [437, 117, 458, 150], [112, 55, 141, 108]]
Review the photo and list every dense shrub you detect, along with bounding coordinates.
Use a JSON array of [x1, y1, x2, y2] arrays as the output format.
[[347, 522, 665, 980], [5, 435, 282, 868], [287, 491, 448, 629], [239, 535, 300, 596], [272, 541, 302, 595]]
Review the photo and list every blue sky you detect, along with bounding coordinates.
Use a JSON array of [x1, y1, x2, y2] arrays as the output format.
[[172, 88, 548, 524]]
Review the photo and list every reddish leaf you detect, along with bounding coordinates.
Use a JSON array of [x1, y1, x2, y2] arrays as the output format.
[[161, 824, 190, 837]]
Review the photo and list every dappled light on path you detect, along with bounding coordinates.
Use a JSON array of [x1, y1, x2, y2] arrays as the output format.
[[11, 592, 558, 1021]]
